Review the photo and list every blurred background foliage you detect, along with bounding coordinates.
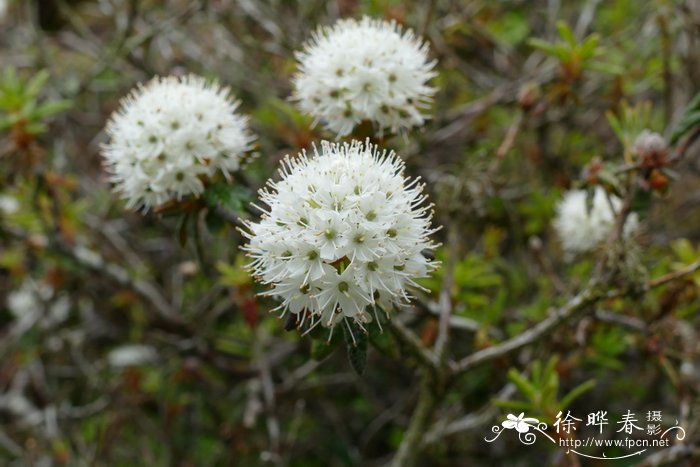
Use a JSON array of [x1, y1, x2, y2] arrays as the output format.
[[1, 0, 700, 465]]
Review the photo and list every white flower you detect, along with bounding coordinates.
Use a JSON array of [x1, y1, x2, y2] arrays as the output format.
[[107, 345, 158, 368], [553, 187, 639, 255], [292, 16, 437, 137], [7, 280, 71, 330], [243, 140, 439, 335], [0, 195, 19, 215], [632, 129, 667, 158], [101, 74, 255, 211]]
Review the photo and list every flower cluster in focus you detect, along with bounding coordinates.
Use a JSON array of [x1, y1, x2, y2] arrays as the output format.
[[243, 140, 439, 335], [553, 187, 639, 255], [101, 75, 255, 211], [293, 16, 436, 137]]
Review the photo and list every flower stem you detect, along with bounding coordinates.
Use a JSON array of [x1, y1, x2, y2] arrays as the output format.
[[390, 369, 439, 467]]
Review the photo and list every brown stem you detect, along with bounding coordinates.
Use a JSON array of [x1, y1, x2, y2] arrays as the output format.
[[389, 369, 440, 467]]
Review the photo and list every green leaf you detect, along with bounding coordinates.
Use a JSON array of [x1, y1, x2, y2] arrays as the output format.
[[597, 169, 623, 196], [585, 187, 595, 215], [0, 117, 12, 131], [606, 110, 623, 142], [484, 12, 530, 46], [205, 208, 226, 233], [368, 326, 399, 359], [671, 239, 698, 264], [178, 214, 190, 247], [31, 100, 72, 119], [25, 70, 51, 99], [580, 34, 601, 58], [527, 38, 561, 57], [560, 379, 596, 410], [586, 61, 624, 75], [25, 122, 47, 134], [507, 368, 538, 403], [493, 400, 533, 411], [216, 257, 251, 287], [556, 21, 576, 47], [202, 182, 250, 214], [631, 189, 653, 218], [539, 357, 559, 403], [343, 322, 368, 375], [311, 339, 337, 361], [671, 110, 700, 145], [669, 91, 700, 144]]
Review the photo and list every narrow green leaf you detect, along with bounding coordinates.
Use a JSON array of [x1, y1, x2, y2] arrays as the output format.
[[179, 214, 190, 247], [343, 322, 368, 375], [606, 110, 623, 142], [493, 400, 533, 411], [560, 379, 596, 410], [26, 70, 51, 99], [671, 110, 700, 145], [507, 368, 538, 403], [32, 100, 72, 119], [527, 38, 560, 56], [205, 208, 226, 233], [311, 339, 337, 361], [556, 21, 576, 47]]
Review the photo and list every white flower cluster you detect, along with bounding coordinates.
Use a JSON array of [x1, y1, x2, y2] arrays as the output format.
[[102, 75, 255, 211], [243, 140, 439, 336], [632, 129, 667, 158], [293, 16, 436, 137], [553, 187, 639, 255], [7, 280, 71, 331], [0, 194, 19, 215], [107, 345, 158, 368]]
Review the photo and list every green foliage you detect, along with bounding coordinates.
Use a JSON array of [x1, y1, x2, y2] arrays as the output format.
[[0, 68, 72, 135], [497, 357, 596, 419], [343, 322, 369, 375], [670, 90, 700, 144], [586, 327, 628, 370], [484, 11, 530, 46], [606, 100, 655, 160], [671, 239, 700, 286], [217, 256, 252, 288], [202, 181, 252, 215], [528, 21, 622, 80]]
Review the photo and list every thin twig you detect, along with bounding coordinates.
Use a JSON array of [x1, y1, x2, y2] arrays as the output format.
[[0, 425, 23, 458], [413, 297, 488, 334], [70, 1, 199, 97], [646, 260, 700, 289], [451, 260, 700, 375], [423, 383, 516, 445], [434, 228, 457, 362], [593, 309, 647, 332], [420, 0, 438, 38], [489, 110, 524, 173], [214, 205, 247, 228], [1, 224, 183, 325], [387, 317, 440, 374], [254, 330, 282, 465], [450, 282, 603, 375], [637, 444, 700, 466], [388, 369, 439, 467]]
